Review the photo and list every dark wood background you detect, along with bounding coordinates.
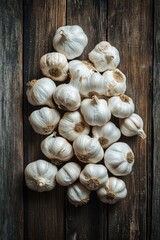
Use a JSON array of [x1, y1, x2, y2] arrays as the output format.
[[0, 0, 159, 239]]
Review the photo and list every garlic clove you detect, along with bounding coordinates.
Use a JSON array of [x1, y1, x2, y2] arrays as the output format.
[[53, 25, 88, 60], [103, 69, 126, 96], [67, 182, 91, 206], [92, 121, 121, 149], [40, 52, 68, 81], [26, 78, 56, 108], [88, 41, 120, 72], [41, 133, 73, 165], [119, 113, 146, 139], [56, 162, 81, 186], [97, 177, 127, 204], [29, 107, 60, 135], [73, 135, 104, 164], [79, 164, 108, 190], [24, 159, 58, 192], [108, 94, 135, 118], [58, 111, 90, 141], [53, 84, 81, 111]]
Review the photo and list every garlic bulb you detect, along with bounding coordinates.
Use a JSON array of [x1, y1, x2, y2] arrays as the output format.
[[88, 41, 120, 72], [41, 133, 73, 165], [73, 135, 104, 163], [69, 60, 95, 89], [29, 107, 60, 135], [56, 162, 81, 186], [79, 72, 105, 98], [103, 69, 126, 96], [58, 111, 90, 141], [53, 25, 88, 60], [92, 121, 121, 149], [97, 177, 127, 204], [80, 164, 108, 190], [104, 142, 135, 176], [119, 113, 146, 139], [26, 78, 56, 108], [40, 52, 68, 81], [108, 94, 135, 118], [24, 159, 58, 192], [80, 95, 111, 126], [67, 182, 91, 206], [53, 84, 81, 111]]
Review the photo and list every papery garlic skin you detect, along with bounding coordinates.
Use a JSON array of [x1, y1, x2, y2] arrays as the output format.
[[58, 111, 90, 141], [67, 182, 91, 206], [80, 164, 108, 190], [92, 121, 121, 149], [26, 78, 56, 108], [108, 95, 135, 118], [80, 95, 111, 126], [103, 69, 126, 97], [40, 52, 68, 81], [41, 133, 73, 165], [97, 177, 127, 204], [73, 135, 104, 164], [119, 113, 146, 139], [56, 162, 81, 186], [79, 72, 105, 98], [53, 25, 88, 60], [88, 41, 120, 72], [53, 84, 81, 111], [29, 107, 60, 135], [25, 159, 58, 192], [104, 142, 135, 176]]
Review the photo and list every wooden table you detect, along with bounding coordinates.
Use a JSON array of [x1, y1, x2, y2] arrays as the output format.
[[1, 0, 159, 239]]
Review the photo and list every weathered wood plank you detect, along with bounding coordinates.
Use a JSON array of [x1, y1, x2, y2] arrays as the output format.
[[0, 0, 23, 240], [66, 1, 108, 240], [107, 0, 153, 239], [23, 1, 66, 239], [151, 0, 160, 238]]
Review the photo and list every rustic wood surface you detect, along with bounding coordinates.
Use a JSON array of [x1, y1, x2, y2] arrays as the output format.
[[0, 0, 159, 240]]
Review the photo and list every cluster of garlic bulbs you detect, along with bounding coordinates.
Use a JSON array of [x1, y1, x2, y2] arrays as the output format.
[[25, 25, 146, 207]]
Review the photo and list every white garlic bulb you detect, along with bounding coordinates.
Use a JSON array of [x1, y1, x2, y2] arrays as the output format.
[[24, 159, 58, 192], [92, 121, 121, 149], [119, 113, 146, 139], [88, 41, 120, 72], [29, 107, 60, 135], [80, 95, 111, 126], [67, 182, 91, 206], [26, 78, 56, 108], [58, 111, 90, 141], [53, 84, 81, 111], [103, 69, 126, 96], [73, 135, 104, 164], [104, 142, 135, 176], [79, 72, 105, 98], [41, 133, 73, 165], [53, 25, 88, 60], [56, 162, 81, 186], [97, 177, 127, 204], [80, 164, 108, 190], [40, 52, 68, 81], [108, 94, 135, 118], [69, 60, 96, 90]]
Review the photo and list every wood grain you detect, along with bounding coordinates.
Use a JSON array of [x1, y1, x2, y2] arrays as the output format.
[[23, 1, 66, 240], [107, 0, 153, 239], [152, 0, 160, 239], [66, 1, 108, 240], [0, 0, 23, 240]]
